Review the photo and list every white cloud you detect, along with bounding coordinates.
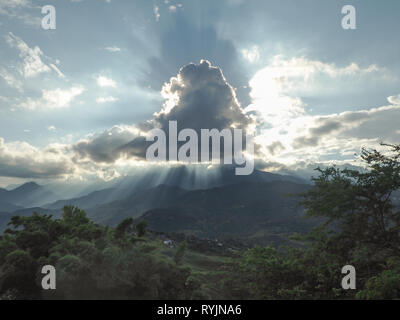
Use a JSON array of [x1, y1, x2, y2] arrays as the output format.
[[96, 75, 117, 88], [241, 45, 260, 63], [6, 32, 51, 78], [6, 33, 65, 79], [168, 3, 182, 13], [388, 94, 400, 105], [0, 0, 30, 9], [246, 55, 384, 123], [18, 86, 85, 110], [96, 96, 118, 104], [0, 137, 75, 179], [0, 0, 30, 15], [0, 67, 23, 91], [153, 5, 160, 21], [0, 1, 42, 27], [244, 55, 398, 171], [49, 64, 66, 78], [0, 133, 126, 181], [253, 101, 400, 173], [104, 46, 121, 53]]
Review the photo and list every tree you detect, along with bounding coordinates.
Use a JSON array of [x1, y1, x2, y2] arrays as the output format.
[[136, 220, 148, 238], [230, 143, 400, 299], [0, 207, 192, 300], [115, 218, 134, 239], [301, 143, 400, 255], [62, 206, 90, 226]]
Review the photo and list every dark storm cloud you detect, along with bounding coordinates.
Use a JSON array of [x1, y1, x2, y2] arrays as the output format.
[[72, 126, 139, 164], [117, 136, 148, 160]]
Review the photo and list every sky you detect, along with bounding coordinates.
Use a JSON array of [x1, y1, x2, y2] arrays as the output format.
[[0, 0, 400, 188]]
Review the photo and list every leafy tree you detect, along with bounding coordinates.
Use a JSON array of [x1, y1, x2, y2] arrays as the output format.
[[229, 143, 400, 299], [136, 220, 148, 238], [356, 257, 400, 299], [0, 207, 193, 300], [302, 144, 400, 256], [115, 218, 134, 239]]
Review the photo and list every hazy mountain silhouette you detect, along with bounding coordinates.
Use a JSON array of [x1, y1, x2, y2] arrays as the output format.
[[82, 179, 315, 243], [0, 182, 58, 208], [45, 167, 307, 210], [86, 184, 187, 224], [44, 188, 117, 210], [0, 169, 313, 241]]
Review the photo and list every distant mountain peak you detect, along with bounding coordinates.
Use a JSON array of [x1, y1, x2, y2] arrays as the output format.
[[13, 181, 40, 192]]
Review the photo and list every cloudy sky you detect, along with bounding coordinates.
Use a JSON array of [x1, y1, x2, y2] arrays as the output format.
[[0, 0, 400, 187]]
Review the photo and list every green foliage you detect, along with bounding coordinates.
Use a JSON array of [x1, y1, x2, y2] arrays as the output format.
[[301, 145, 400, 254], [115, 218, 134, 239], [136, 220, 148, 238], [0, 206, 194, 300], [357, 257, 400, 299], [228, 143, 400, 300], [174, 240, 187, 266]]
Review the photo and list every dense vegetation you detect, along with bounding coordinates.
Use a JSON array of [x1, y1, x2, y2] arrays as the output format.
[[0, 143, 399, 299], [227, 144, 400, 299], [0, 207, 199, 300]]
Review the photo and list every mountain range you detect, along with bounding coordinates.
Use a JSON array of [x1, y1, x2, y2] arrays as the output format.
[[0, 167, 315, 243]]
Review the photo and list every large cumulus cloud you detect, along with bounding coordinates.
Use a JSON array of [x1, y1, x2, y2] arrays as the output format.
[[154, 60, 251, 132], [76, 60, 254, 163]]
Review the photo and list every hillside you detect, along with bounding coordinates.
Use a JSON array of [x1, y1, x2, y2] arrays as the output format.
[[44, 188, 118, 210], [137, 181, 314, 241], [44, 168, 307, 211], [87, 184, 188, 224]]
